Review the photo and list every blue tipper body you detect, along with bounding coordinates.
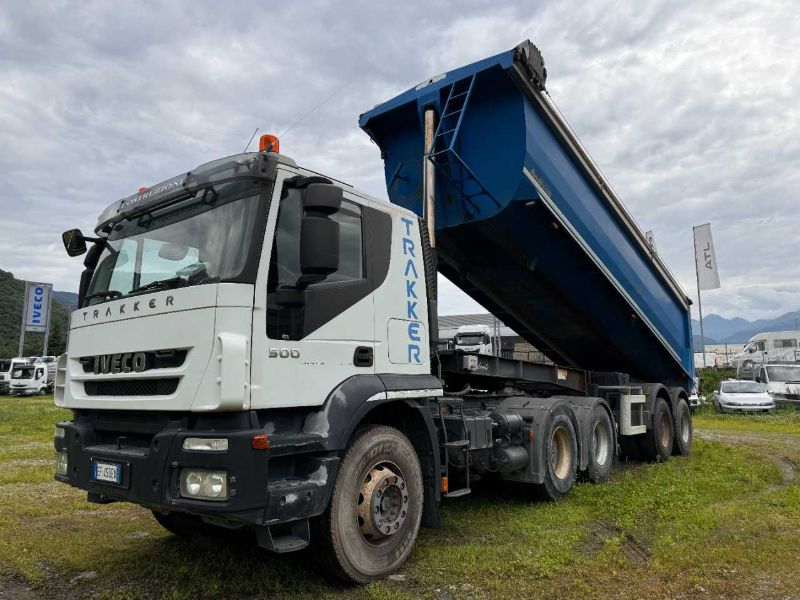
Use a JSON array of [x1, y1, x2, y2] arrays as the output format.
[[360, 41, 694, 388]]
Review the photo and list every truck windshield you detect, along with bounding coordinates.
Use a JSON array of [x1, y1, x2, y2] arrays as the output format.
[[457, 334, 487, 346], [722, 382, 764, 394], [766, 366, 800, 382], [12, 367, 33, 379], [0, 360, 9, 372], [84, 179, 263, 306]]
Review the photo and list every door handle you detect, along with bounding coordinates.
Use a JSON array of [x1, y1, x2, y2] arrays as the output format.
[[354, 346, 373, 367]]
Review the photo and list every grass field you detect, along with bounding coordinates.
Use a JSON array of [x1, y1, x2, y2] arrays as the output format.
[[1, 396, 799, 599]]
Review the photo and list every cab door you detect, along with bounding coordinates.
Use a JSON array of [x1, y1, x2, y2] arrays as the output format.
[[250, 172, 377, 409]]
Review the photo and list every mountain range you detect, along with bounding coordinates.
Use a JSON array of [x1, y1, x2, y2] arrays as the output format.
[[692, 311, 800, 344], [2, 264, 798, 352]]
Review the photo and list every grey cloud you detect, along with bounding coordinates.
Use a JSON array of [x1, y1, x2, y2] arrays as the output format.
[[0, 0, 798, 322]]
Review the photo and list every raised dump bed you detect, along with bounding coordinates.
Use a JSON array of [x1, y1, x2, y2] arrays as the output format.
[[360, 40, 693, 387]]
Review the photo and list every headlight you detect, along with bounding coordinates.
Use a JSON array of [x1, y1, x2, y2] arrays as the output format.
[[182, 437, 228, 452], [55, 426, 65, 439], [55, 450, 68, 476], [180, 469, 228, 501]]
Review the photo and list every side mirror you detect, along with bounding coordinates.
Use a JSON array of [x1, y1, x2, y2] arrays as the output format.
[[299, 184, 342, 284], [62, 229, 87, 257]]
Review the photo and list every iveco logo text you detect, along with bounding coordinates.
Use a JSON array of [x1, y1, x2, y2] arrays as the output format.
[[88, 352, 147, 374], [81, 295, 174, 321], [400, 217, 422, 364], [29, 286, 46, 326]]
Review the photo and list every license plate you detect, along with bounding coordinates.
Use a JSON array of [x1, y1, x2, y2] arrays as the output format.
[[92, 460, 122, 485]]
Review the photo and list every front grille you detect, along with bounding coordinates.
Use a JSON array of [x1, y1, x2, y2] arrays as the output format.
[[84, 378, 179, 396], [80, 349, 187, 374]]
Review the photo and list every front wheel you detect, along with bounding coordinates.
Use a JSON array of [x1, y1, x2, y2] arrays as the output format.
[[38, 387, 47, 396], [152, 510, 203, 537], [313, 425, 423, 583]]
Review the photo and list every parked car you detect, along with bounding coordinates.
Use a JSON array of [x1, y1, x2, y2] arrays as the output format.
[[713, 380, 775, 413]]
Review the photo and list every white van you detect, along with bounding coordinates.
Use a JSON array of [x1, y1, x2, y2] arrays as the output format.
[[753, 363, 800, 405], [0, 358, 31, 394], [454, 324, 494, 355], [8, 363, 54, 396], [734, 331, 800, 376]]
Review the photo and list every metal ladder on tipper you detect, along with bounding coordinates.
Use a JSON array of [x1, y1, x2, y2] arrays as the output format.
[[427, 75, 500, 220], [436, 397, 471, 498]]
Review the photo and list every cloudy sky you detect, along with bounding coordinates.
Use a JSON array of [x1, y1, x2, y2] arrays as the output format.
[[1, 0, 798, 321]]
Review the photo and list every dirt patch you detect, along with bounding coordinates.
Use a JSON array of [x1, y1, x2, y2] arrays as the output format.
[[0, 574, 38, 599], [581, 520, 651, 563], [695, 430, 798, 491]]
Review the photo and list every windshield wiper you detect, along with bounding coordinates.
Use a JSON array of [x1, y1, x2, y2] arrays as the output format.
[[127, 277, 190, 297], [81, 290, 123, 307]]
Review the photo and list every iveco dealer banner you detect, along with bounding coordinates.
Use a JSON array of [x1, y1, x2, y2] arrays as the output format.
[[693, 223, 721, 291], [23, 282, 52, 333]]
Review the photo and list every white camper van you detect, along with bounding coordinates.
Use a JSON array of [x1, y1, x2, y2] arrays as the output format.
[[0, 358, 31, 394], [8, 363, 54, 396], [734, 331, 800, 376], [453, 324, 494, 355]]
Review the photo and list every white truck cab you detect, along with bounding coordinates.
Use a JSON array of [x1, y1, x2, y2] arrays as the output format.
[[9, 362, 52, 396], [0, 358, 32, 394], [753, 363, 800, 405], [453, 324, 493, 355]]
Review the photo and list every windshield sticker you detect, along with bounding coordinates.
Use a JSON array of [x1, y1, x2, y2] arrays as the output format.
[[119, 176, 186, 212]]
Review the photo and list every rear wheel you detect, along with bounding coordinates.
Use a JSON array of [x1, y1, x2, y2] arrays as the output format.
[[313, 425, 423, 583], [638, 397, 673, 461], [538, 409, 578, 500], [672, 398, 692, 456], [586, 406, 614, 483]]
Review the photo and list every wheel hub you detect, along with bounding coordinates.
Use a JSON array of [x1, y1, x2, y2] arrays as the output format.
[[357, 465, 408, 541], [659, 411, 671, 448]]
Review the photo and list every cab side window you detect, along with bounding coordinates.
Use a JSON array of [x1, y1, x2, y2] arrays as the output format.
[[267, 185, 365, 340]]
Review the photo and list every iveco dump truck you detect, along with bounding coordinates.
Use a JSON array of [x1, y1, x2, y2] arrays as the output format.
[[54, 41, 694, 582]]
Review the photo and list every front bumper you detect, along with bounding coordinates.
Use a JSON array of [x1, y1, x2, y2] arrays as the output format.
[[718, 403, 774, 413], [9, 386, 35, 396], [772, 394, 800, 407], [54, 411, 337, 527]]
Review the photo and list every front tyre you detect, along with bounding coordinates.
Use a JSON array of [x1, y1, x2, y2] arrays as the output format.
[[152, 510, 203, 537], [313, 425, 423, 583]]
